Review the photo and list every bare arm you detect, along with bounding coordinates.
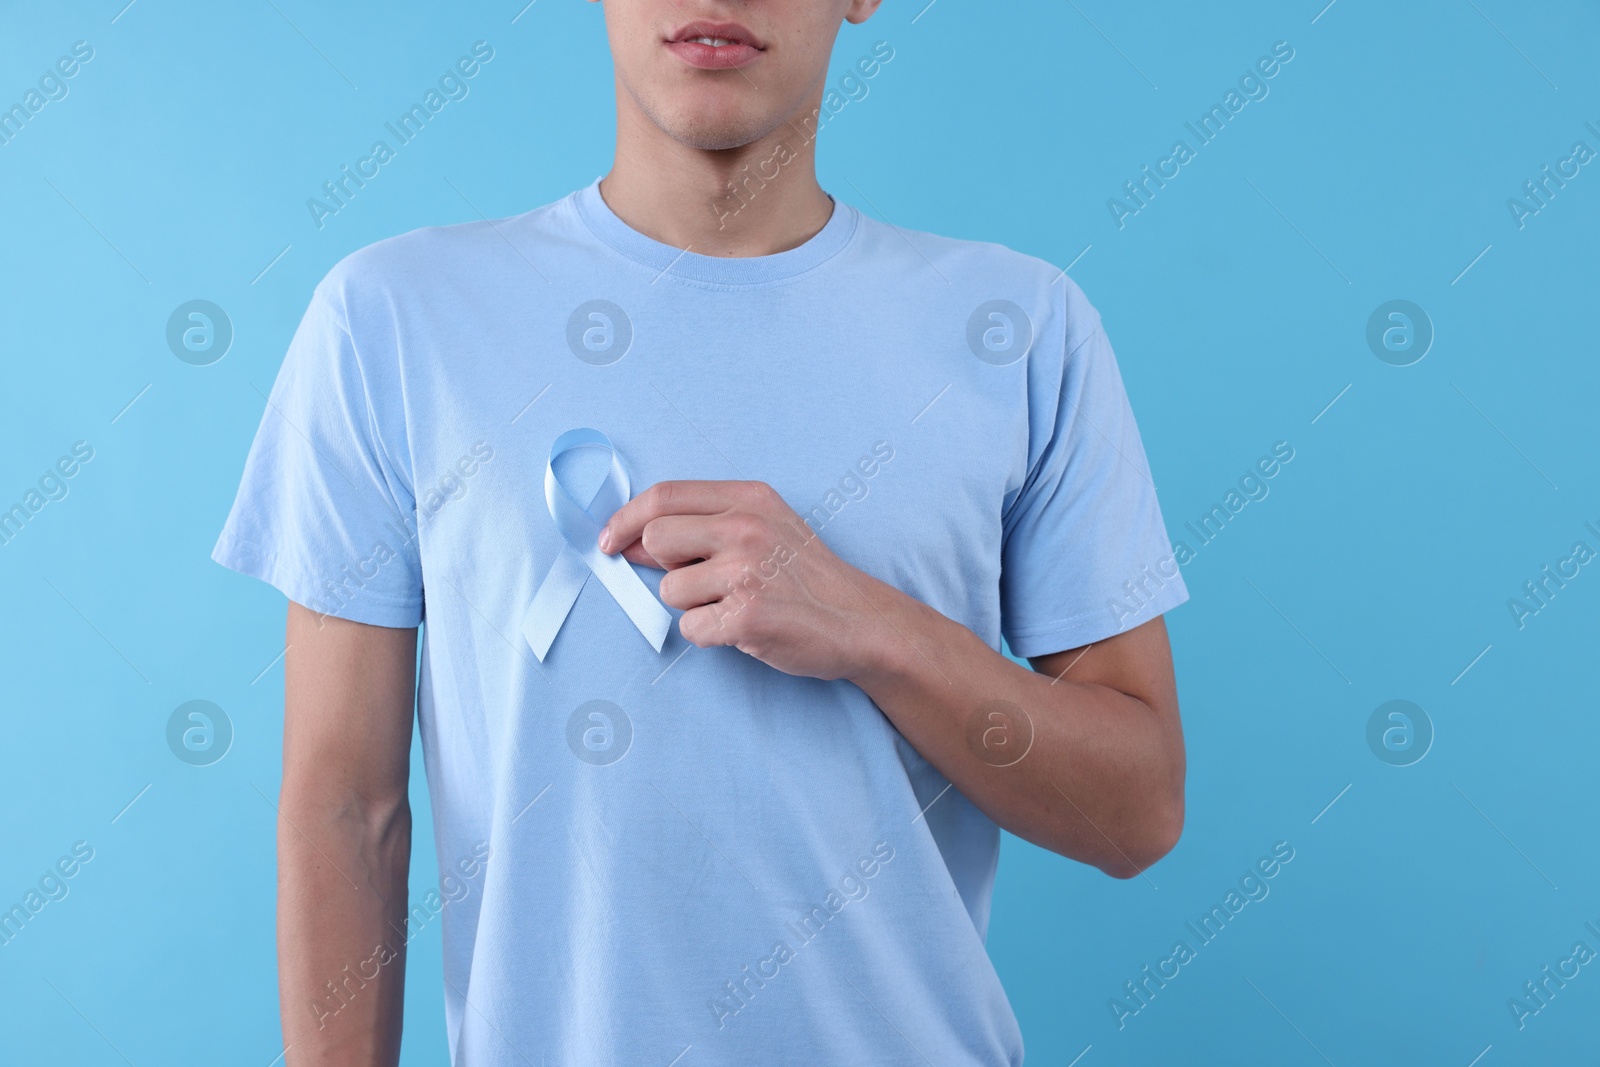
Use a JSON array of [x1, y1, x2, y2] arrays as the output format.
[[599, 480, 1186, 879], [279, 603, 418, 1065], [845, 602, 1184, 878]]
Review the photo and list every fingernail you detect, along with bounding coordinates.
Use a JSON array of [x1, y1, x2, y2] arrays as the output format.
[[597, 526, 612, 552]]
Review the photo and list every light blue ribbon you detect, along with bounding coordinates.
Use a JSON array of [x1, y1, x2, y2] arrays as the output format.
[[521, 429, 672, 661]]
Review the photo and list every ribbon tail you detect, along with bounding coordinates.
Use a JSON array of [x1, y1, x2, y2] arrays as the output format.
[[522, 547, 590, 661], [585, 552, 674, 653]]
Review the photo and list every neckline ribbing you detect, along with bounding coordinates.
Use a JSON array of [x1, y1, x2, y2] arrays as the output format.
[[572, 177, 857, 286]]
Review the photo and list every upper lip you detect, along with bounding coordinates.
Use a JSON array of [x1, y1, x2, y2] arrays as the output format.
[[667, 20, 764, 49]]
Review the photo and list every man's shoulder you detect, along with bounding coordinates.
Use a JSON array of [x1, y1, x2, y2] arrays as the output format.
[[849, 210, 1103, 347], [313, 193, 579, 313]]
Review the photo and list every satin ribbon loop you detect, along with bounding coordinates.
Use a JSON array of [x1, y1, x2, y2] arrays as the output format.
[[522, 429, 671, 661]]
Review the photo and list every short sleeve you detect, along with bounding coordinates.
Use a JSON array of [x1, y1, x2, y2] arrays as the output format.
[[999, 301, 1187, 658], [212, 280, 423, 628]]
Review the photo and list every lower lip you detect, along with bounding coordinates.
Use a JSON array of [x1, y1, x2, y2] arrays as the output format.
[[665, 40, 762, 70]]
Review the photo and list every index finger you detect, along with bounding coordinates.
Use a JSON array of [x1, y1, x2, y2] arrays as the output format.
[[598, 480, 749, 554]]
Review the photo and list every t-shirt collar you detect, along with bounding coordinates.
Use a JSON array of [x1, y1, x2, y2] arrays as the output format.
[[573, 177, 856, 286]]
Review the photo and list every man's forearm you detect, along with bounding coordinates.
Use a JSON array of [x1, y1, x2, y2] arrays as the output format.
[[278, 789, 412, 1066], [595, 479, 1185, 875], [842, 573, 1184, 878]]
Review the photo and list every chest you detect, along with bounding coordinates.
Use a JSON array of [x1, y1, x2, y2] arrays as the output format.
[[395, 288, 1033, 626]]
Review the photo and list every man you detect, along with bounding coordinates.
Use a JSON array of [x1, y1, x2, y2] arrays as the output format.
[[214, 1, 1188, 1063]]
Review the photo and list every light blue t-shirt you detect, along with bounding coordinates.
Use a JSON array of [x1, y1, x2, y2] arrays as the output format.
[[214, 179, 1187, 1066]]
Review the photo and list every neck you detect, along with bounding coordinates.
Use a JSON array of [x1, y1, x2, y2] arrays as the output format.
[[599, 97, 834, 259]]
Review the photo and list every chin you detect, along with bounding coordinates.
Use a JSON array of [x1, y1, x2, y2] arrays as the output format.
[[671, 120, 770, 152], [647, 92, 777, 152]]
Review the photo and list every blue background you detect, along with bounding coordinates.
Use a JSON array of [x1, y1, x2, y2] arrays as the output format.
[[1, 1, 1596, 1063]]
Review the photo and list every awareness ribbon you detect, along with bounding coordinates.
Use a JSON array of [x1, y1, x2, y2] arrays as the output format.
[[521, 429, 672, 661]]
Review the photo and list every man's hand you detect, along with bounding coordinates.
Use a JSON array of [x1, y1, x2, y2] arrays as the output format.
[[599, 480, 881, 680]]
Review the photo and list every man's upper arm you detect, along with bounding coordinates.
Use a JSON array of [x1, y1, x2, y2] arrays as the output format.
[[1027, 615, 1181, 731], [212, 280, 424, 631], [283, 603, 418, 802], [999, 285, 1187, 660]]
